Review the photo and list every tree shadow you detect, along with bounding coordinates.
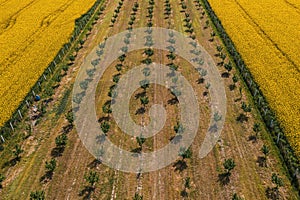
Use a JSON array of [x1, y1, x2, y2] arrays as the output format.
[[218, 173, 230, 185], [248, 135, 257, 143], [43, 97, 54, 104], [170, 135, 182, 144], [73, 106, 80, 113], [98, 116, 110, 123], [197, 78, 204, 84], [181, 189, 188, 197], [105, 99, 115, 105], [53, 84, 60, 90], [203, 91, 208, 96], [62, 124, 73, 134], [131, 147, 142, 154], [79, 186, 95, 200], [88, 159, 101, 169], [51, 147, 65, 157], [229, 84, 236, 91], [221, 72, 229, 78], [2, 157, 18, 168], [135, 91, 146, 99], [135, 107, 145, 115], [104, 100, 113, 106], [40, 171, 53, 183], [217, 62, 223, 66], [236, 113, 248, 123], [86, 30, 92, 37], [234, 97, 242, 102], [167, 97, 178, 105], [173, 160, 187, 172], [257, 156, 267, 167], [208, 124, 217, 134], [31, 113, 42, 121], [67, 60, 74, 66]]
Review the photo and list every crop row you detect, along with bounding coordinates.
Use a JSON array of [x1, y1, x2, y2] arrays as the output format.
[[200, 0, 300, 192]]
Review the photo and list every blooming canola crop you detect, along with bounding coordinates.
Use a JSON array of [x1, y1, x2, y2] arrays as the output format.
[[208, 0, 300, 155], [0, 0, 96, 126]]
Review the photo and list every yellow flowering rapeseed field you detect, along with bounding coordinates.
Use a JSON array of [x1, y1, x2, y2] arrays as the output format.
[[208, 0, 300, 155], [0, 0, 96, 126]]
